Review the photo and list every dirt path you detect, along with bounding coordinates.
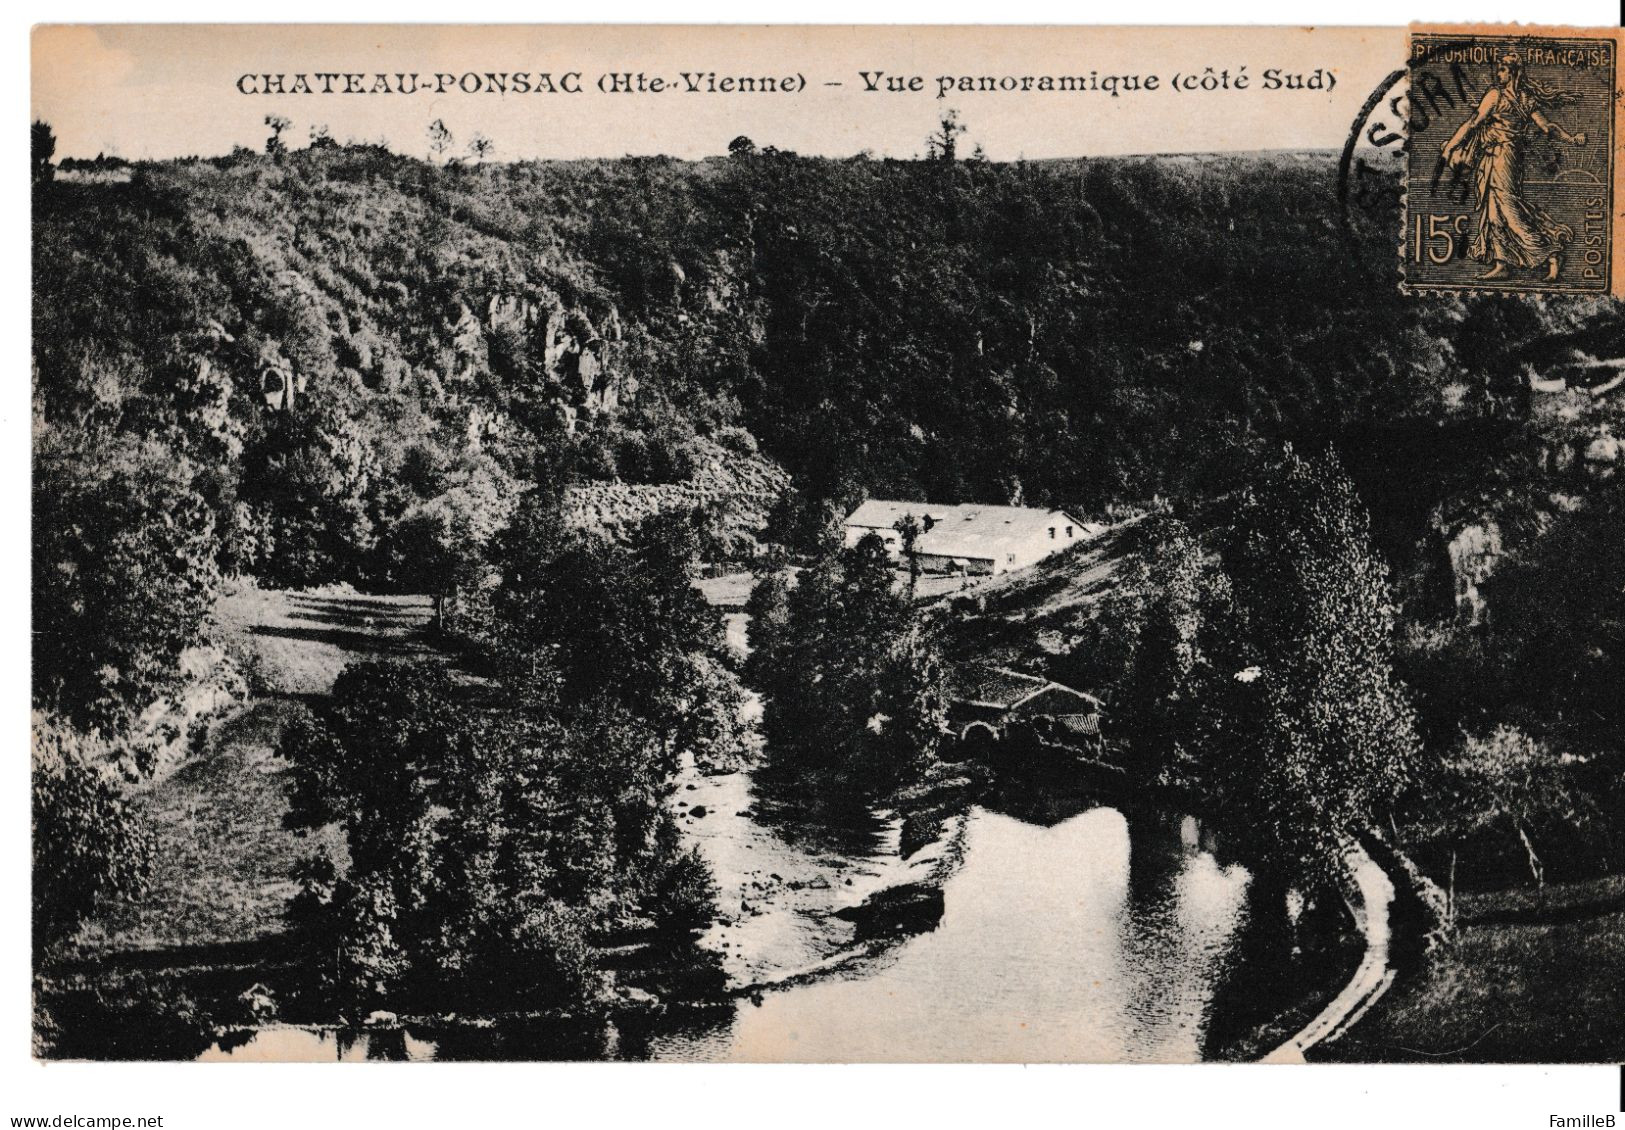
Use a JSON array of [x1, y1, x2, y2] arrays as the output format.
[[74, 586, 435, 955], [1260, 841, 1397, 1063]]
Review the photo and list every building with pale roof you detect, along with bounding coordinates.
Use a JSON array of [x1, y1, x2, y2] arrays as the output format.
[[842, 499, 1097, 575]]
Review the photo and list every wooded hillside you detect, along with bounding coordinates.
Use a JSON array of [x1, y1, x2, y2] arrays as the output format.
[[39, 142, 1615, 588]]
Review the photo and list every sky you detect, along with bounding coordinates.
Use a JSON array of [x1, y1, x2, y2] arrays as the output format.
[[33, 24, 1407, 162]]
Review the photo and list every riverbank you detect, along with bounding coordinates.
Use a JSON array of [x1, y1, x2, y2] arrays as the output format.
[[1261, 842, 1395, 1063], [40, 568, 1382, 1064], [1319, 873, 1625, 1062], [669, 755, 957, 992]]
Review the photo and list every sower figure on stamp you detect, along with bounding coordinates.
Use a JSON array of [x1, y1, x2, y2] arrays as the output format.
[[1442, 49, 1588, 282]]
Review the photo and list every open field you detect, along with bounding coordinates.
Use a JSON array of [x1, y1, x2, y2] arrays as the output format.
[[70, 585, 436, 956], [1320, 874, 1625, 1062], [931, 520, 1139, 667], [695, 571, 758, 609]]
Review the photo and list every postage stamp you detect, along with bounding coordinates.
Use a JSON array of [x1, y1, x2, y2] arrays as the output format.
[[1404, 25, 1622, 296]]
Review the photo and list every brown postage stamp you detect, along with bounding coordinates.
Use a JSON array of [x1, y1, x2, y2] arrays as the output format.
[[1404, 24, 1624, 296]]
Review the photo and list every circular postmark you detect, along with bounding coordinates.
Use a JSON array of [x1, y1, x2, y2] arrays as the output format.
[[1336, 40, 1490, 286], [1335, 61, 1410, 283]]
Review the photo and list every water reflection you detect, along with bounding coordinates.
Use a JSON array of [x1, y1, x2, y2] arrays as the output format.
[[647, 803, 1254, 1063], [196, 1026, 439, 1062], [196, 775, 1271, 1063], [1115, 810, 1255, 1061]]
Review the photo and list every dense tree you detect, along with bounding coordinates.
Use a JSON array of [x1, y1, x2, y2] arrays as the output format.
[[33, 141, 1586, 595], [1482, 483, 1625, 756], [926, 109, 967, 161], [1063, 514, 1247, 790], [1432, 726, 1595, 892], [280, 662, 573, 1010], [750, 534, 946, 786], [1059, 452, 1425, 880], [33, 433, 222, 735], [282, 661, 455, 929], [30, 136, 1619, 936], [31, 120, 55, 184], [877, 624, 950, 779], [893, 512, 923, 595], [375, 454, 518, 630], [426, 119, 454, 162], [1218, 446, 1423, 875], [263, 115, 291, 155], [494, 509, 741, 747], [424, 708, 628, 1011], [238, 408, 380, 587], [673, 654, 754, 773], [280, 657, 720, 1014], [743, 565, 793, 691]]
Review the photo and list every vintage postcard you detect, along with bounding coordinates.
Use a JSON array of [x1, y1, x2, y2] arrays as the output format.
[[28, 23, 1625, 1073]]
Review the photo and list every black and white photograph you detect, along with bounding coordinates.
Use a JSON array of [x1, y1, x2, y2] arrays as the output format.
[[16, 12, 1625, 1120]]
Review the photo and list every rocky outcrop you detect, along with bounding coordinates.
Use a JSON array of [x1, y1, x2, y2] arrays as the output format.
[[448, 302, 486, 382], [1583, 427, 1620, 478], [830, 882, 946, 941], [562, 440, 789, 551], [447, 289, 634, 432], [1441, 518, 1502, 627], [542, 307, 628, 428]]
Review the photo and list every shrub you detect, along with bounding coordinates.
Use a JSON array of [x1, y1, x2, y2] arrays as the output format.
[[33, 438, 221, 734], [32, 716, 152, 949], [505, 901, 605, 1014], [649, 847, 718, 934]]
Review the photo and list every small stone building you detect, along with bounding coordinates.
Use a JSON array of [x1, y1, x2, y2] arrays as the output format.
[[944, 662, 1103, 743]]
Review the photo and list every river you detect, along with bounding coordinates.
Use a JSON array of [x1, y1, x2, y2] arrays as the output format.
[[197, 593, 1306, 1063], [199, 757, 1303, 1063], [643, 764, 1259, 1062]]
